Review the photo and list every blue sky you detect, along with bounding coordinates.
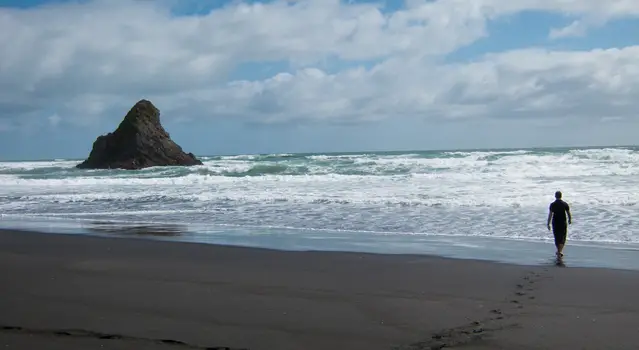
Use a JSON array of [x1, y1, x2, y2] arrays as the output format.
[[1, 0, 638, 160]]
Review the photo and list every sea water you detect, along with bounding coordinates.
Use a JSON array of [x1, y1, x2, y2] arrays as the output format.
[[1, 146, 639, 269]]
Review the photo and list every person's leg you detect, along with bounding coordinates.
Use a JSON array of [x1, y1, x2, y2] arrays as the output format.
[[552, 223, 567, 257], [554, 239, 563, 257], [555, 225, 567, 257], [557, 242, 565, 256]]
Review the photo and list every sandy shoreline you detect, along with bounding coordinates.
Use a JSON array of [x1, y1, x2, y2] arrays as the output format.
[[1, 229, 638, 349]]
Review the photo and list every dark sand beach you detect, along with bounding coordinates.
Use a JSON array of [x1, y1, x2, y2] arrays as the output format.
[[1, 229, 638, 350]]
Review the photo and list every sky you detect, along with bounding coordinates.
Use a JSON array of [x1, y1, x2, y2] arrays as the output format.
[[0, 0, 638, 160]]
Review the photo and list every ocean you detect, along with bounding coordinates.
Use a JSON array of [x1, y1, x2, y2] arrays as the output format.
[[2, 146, 639, 269]]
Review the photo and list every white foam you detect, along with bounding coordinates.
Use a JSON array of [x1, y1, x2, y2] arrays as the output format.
[[1, 148, 639, 245], [0, 160, 80, 171]]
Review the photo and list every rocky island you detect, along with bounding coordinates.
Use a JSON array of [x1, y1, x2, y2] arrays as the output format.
[[76, 99, 202, 170]]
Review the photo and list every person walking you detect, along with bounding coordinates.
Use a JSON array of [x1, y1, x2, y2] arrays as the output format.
[[547, 191, 572, 258]]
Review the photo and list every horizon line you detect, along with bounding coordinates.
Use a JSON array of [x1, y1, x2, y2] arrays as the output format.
[[1, 144, 637, 162]]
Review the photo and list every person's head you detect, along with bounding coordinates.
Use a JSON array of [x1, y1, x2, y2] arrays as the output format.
[[555, 191, 562, 199]]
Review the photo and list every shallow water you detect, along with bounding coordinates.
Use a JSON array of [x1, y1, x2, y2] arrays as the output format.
[[2, 217, 639, 271]]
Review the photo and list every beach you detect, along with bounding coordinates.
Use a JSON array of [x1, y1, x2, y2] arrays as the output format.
[[2, 0, 639, 347], [2, 229, 639, 350]]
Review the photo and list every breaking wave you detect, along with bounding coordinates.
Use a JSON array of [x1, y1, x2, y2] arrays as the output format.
[[1, 146, 639, 245]]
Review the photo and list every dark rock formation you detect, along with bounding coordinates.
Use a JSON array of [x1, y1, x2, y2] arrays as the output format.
[[76, 99, 202, 170]]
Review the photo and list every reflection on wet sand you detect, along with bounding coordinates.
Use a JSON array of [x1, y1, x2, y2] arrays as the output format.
[[84, 221, 188, 237], [552, 256, 566, 267]]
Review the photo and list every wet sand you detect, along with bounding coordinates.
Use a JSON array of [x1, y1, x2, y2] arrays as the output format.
[[1, 229, 638, 349]]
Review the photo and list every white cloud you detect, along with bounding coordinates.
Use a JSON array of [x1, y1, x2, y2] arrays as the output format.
[[165, 45, 638, 124], [600, 116, 625, 123], [548, 14, 612, 39], [48, 113, 61, 127], [549, 20, 589, 39], [0, 0, 638, 130]]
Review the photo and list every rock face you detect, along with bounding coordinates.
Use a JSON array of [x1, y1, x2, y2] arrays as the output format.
[[76, 99, 202, 170]]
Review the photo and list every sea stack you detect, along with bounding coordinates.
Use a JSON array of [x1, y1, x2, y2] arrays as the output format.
[[76, 99, 203, 170]]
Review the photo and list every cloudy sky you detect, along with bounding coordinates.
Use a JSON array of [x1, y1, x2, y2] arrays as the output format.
[[1, 0, 638, 160]]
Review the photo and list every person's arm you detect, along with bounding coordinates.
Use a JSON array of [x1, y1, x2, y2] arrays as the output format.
[[566, 205, 572, 225], [547, 209, 553, 230]]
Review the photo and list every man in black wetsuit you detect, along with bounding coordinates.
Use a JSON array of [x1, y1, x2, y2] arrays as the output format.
[[547, 191, 572, 257]]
